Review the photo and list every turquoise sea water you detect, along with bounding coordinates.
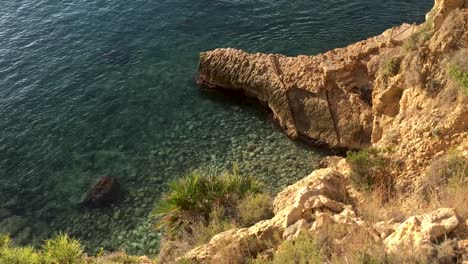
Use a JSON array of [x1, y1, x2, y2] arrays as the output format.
[[0, 0, 432, 255]]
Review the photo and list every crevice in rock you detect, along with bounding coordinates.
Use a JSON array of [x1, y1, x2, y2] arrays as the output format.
[[269, 55, 299, 137], [324, 90, 341, 146]]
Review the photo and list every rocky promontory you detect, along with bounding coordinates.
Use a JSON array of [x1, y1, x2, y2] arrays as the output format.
[[199, 0, 467, 188]]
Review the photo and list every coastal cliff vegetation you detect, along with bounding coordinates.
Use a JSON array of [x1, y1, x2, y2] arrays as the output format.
[[0, 0, 466, 263]]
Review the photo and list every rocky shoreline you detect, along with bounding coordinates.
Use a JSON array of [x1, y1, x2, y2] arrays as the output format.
[[176, 0, 468, 263]]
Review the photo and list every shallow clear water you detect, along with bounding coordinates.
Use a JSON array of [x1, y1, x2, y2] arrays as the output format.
[[0, 0, 432, 255]]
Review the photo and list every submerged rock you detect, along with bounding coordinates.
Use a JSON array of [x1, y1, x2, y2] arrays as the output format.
[[83, 175, 121, 208]]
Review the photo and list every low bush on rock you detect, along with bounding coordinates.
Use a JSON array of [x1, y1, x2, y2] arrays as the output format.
[[154, 167, 273, 263], [0, 233, 149, 264], [346, 148, 394, 195], [448, 64, 468, 96], [381, 57, 402, 78], [238, 193, 274, 227], [249, 233, 323, 264], [403, 21, 433, 51], [0, 233, 84, 264], [422, 150, 468, 219], [152, 166, 267, 237], [43, 233, 85, 264]]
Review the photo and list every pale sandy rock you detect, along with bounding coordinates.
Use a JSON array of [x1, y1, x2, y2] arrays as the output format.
[[283, 219, 310, 240], [374, 219, 400, 239], [384, 208, 461, 254], [180, 218, 284, 263], [429, 0, 465, 30], [273, 168, 348, 213], [303, 195, 346, 213], [310, 213, 336, 232]]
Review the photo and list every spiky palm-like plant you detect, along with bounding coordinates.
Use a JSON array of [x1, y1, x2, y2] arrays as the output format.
[[153, 166, 262, 237], [42, 233, 85, 264]]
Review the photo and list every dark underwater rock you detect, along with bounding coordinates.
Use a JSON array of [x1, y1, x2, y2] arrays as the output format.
[[83, 175, 121, 208]]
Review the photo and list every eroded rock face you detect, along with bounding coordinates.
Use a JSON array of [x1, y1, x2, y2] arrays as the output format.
[[83, 175, 121, 208], [429, 0, 466, 30]]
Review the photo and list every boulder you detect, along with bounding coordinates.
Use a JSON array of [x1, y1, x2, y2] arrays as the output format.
[[273, 168, 349, 214], [373, 219, 399, 239], [384, 208, 461, 254], [83, 175, 121, 208], [180, 219, 283, 264], [283, 219, 310, 240]]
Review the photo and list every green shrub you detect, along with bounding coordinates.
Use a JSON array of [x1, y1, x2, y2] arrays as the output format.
[[0, 233, 151, 264], [346, 148, 388, 190], [190, 206, 237, 246], [381, 57, 401, 77], [249, 233, 323, 264], [347, 148, 385, 171], [238, 194, 273, 227], [0, 246, 42, 264], [42, 233, 85, 264], [0, 234, 42, 264], [346, 148, 397, 201], [153, 166, 263, 237], [0, 234, 12, 248], [448, 64, 468, 95], [403, 23, 433, 51]]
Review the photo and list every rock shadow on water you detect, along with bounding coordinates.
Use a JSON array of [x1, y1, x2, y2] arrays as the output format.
[[196, 79, 335, 156]]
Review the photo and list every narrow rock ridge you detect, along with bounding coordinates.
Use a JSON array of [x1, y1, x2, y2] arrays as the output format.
[[197, 23, 416, 149]]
